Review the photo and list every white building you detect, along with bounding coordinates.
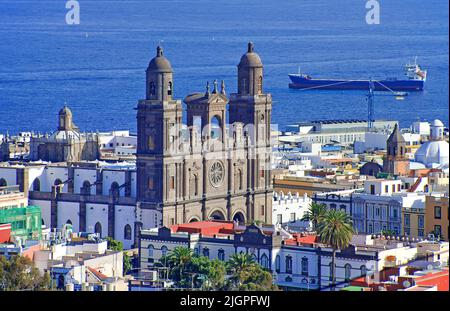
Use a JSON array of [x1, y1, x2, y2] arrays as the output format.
[[272, 191, 311, 231]]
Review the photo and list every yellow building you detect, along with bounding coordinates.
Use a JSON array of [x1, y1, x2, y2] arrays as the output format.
[[402, 206, 426, 238], [425, 195, 449, 241]]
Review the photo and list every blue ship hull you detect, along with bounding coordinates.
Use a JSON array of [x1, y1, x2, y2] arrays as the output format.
[[288, 75, 425, 91]]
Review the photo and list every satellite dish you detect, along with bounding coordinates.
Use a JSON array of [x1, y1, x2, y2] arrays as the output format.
[[402, 280, 411, 288]]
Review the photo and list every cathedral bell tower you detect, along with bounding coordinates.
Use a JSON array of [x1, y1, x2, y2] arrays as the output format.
[[229, 42, 273, 224], [383, 124, 410, 176], [137, 46, 183, 216]]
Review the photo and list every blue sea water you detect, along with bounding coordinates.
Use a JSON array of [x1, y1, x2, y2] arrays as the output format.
[[0, 0, 448, 135]]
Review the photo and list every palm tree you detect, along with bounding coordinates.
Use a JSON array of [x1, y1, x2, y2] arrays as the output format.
[[167, 247, 193, 285], [301, 202, 328, 231], [317, 209, 354, 291], [227, 253, 255, 288]]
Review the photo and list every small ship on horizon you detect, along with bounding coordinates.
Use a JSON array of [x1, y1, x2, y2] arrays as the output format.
[[288, 58, 427, 92]]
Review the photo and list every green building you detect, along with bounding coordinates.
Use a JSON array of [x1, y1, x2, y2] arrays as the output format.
[[0, 205, 42, 243]]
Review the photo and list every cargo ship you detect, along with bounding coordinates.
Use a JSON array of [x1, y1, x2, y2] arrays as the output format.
[[288, 58, 427, 91]]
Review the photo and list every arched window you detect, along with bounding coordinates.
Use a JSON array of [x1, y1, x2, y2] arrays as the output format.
[[41, 218, 45, 226], [168, 81, 172, 96], [194, 174, 198, 196], [210, 116, 221, 140], [32, 178, 41, 191], [286, 255, 292, 274], [0, 178, 7, 187], [94, 222, 102, 237], [360, 265, 367, 277], [236, 169, 243, 190], [124, 224, 132, 240], [81, 180, 90, 195], [161, 246, 168, 257], [301, 257, 309, 276], [149, 82, 156, 96], [345, 264, 352, 282], [258, 75, 263, 93], [275, 255, 281, 273], [110, 182, 120, 197], [66, 219, 72, 225], [330, 203, 337, 210], [203, 247, 210, 258], [54, 179, 62, 186], [218, 249, 225, 261], [340, 204, 346, 212], [148, 244, 154, 257], [260, 254, 269, 269], [250, 253, 257, 261]]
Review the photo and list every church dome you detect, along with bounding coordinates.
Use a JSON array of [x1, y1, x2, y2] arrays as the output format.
[[238, 42, 263, 68], [414, 140, 449, 168], [59, 106, 72, 117], [431, 119, 444, 127], [147, 46, 172, 73]]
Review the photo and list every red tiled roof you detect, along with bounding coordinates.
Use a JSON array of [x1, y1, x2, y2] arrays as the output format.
[[415, 269, 449, 291], [87, 266, 108, 281], [284, 233, 319, 246], [171, 221, 236, 236]]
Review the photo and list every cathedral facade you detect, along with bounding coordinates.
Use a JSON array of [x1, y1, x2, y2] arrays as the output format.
[[136, 43, 273, 227]]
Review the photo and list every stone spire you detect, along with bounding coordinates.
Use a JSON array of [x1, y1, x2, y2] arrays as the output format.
[[205, 81, 210, 96], [212, 80, 218, 94], [220, 80, 226, 95]]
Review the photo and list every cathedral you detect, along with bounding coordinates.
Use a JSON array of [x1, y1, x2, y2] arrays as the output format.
[[135, 42, 273, 227]]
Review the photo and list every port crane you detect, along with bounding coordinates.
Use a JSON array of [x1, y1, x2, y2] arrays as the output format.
[[366, 79, 407, 130]]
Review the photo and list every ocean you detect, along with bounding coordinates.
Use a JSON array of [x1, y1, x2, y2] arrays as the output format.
[[0, 0, 448, 135]]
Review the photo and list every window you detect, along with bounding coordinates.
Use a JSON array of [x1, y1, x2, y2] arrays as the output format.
[[340, 205, 346, 212], [170, 176, 175, 190], [260, 254, 269, 269], [286, 255, 292, 274], [161, 246, 168, 257], [434, 225, 442, 237], [94, 222, 102, 237], [124, 224, 132, 240], [404, 227, 410, 236], [0, 178, 7, 187], [203, 247, 210, 258], [110, 182, 120, 197], [418, 229, 424, 237], [258, 76, 263, 93], [275, 255, 281, 273], [260, 170, 265, 178], [368, 224, 373, 233], [370, 185, 375, 195], [434, 206, 442, 219], [397, 184, 401, 192], [375, 207, 380, 217], [385, 185, 389, 193], [345, 264, 352, 282], [277, 214, 282, 224], [218, 249, 225, 261], [301, 257, 309, 276], [149, 82, 156, 95], [33, 178, 41, 191], [404, 214, 410, 227], [393, 208, 398, 220], [81, 180, 90, 195], [148, 177, 154, 190], [54, 179, 62, 186], [418, 215, 424, 229], [261, 205, 265, 216], [290, 213, 296, 223], [148, 245, 154, 257], [330, 203, 337, 210], [360, 265, 367, 277], [168, 81, 172, 96], [66, 219, 72, 225]]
